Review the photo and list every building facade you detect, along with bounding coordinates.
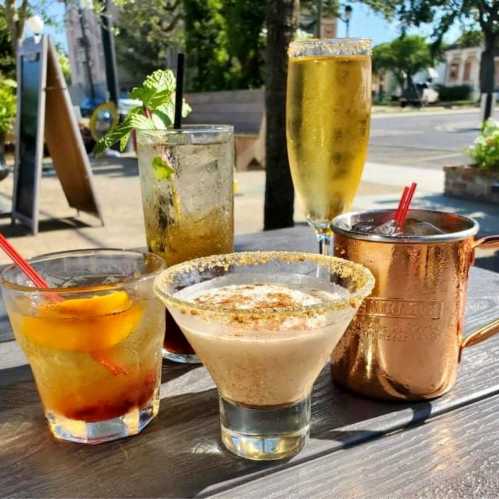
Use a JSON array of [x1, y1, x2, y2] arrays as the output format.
[[444, 46, 499, 99]]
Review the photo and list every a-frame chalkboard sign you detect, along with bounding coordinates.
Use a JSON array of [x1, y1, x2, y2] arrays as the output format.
[[13, 35, 103, 234]]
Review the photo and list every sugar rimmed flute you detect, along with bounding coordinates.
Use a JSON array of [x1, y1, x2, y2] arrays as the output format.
[[154, 251, 374, 461], [287, 38, 372, 256], [0, 249, 165, 444]]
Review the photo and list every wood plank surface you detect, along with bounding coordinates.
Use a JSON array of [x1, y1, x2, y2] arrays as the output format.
[[216, 394, 499, 498], [0, 227, 498, 497]]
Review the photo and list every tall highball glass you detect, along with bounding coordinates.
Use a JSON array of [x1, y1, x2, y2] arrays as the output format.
[[287, 38, 372, 255]]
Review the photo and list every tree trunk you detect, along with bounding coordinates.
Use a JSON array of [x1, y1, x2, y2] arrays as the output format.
[[479, 34, 497, 122], [263, 0, 298, 230]]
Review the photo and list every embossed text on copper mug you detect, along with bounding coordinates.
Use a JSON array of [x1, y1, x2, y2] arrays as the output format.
[[331, 209, 499, 401]]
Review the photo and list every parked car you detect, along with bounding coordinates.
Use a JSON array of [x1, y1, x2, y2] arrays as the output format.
[[399, 81, 439, 107]]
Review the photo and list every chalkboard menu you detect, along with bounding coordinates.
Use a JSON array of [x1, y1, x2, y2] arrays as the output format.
[[13, 37, 47, 232], [13, 36, 103, 234]]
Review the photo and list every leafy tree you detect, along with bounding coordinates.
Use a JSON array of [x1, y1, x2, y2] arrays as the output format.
[[114, 0, 183, 86], [456, 30, 483, 48], [395, 0, 499, 121], [182, 0, 227, 91], [220, 0, 266, 89], [2, 0, 30, 58], [373, 35, 434, 90], [0, 10, 15, 78], [183, 0, 265, 91], [0, 76, 16, 167]]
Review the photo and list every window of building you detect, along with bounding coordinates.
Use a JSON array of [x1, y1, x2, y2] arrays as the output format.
[[448, 61, 460, 82], [463, 59, 472, 81]]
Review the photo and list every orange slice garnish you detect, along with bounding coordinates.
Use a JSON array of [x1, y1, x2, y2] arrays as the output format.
[[21, 291, 143, 352]]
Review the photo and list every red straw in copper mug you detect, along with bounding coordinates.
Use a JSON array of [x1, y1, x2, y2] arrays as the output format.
[[394, 186, 410, 226], [394, 182, 417, 229], [0, 233, 127, 375]]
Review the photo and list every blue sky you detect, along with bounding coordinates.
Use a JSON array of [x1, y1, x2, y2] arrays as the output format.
[[39, 1, 464, 52], [336, 3, 463, 44]]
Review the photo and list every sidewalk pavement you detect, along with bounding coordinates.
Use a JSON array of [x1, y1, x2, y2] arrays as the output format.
[[0, 155, 496, 271]]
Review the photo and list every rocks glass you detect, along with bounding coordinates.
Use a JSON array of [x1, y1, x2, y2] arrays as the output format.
[[1, 249, 165, 444]]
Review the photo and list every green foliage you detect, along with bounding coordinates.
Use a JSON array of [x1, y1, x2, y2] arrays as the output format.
[[95, 69, 191, 153], [435, 84, 473, 102], [456, 30, 483, 48], [152, 156, 174, 180], [468, 119, 499, 170], [114, 0, 183, 86], [373, 35, 434, 88], [0, 77, 16, 135], [0, 10, 15, 78], [183, 0, 265, 91], [57, 51, 71, 84], [395, 1, 498, 52]]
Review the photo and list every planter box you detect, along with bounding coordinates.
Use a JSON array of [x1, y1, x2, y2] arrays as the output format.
[[444, 165, 499, 205]]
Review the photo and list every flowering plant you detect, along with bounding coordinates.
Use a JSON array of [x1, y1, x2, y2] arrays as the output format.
[[468, 119, 499, 171]]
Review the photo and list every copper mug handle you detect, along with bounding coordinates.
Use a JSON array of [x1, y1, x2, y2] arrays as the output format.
[[460, 235, 499, 354]]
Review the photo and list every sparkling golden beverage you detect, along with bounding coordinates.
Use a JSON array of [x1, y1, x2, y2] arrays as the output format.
[[287, 52, 371, 230]]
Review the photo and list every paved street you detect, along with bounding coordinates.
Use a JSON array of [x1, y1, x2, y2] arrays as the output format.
[[0, 108, 496, 272], [369, 109, 499, 169]]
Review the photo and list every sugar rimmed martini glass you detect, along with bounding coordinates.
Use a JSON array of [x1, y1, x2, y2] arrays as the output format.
[[154, 251, 374, 460]]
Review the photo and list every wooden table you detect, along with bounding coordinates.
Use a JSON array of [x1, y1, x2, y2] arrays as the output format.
[[1, 227, 499, 498]]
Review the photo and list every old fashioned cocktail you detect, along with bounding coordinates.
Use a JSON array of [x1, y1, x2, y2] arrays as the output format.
[[1, 249, 165, 444]]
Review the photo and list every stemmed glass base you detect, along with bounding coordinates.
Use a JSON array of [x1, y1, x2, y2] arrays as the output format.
[[310, 220, 334, 256], [219, 395, 311, 461]]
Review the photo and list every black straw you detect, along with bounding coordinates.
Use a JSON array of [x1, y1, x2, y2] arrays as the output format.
[[174, 53, 185, 129]]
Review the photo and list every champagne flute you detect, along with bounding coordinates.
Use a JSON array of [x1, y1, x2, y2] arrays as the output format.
[[286, 38, 372, 255]]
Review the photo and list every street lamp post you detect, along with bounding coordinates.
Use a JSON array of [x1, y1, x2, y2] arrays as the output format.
[[339, 5, 353, 38], [26, 15, 44, 43]]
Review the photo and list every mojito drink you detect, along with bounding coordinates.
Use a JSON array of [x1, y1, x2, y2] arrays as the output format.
[[137, 126, 234, 363]]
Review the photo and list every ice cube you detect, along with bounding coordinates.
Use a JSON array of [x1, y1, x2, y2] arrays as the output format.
[[351, 221, 377, 233], [400, 218, 444, 236], [373, 219, 399, 236]]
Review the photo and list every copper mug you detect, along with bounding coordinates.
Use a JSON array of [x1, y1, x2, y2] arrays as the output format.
[[331, 209, 499, 401]]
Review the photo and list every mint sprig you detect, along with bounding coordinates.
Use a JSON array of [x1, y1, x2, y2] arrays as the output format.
[[95, 69, 191, 154], [152, 156, 175, 181]]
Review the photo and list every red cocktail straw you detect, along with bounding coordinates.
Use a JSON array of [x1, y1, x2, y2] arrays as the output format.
[[394, 186, 409, 225], [393, 182, 418, 228], [0, 232, 49, 288], [0, 233, 127, 375], [398, 182, 417, 229]]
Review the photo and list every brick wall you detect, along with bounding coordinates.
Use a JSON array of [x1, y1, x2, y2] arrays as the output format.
[[444, 166, 499, 204]]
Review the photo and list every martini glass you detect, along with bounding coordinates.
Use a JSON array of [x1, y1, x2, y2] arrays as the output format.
[[154, 251, 374, 460]]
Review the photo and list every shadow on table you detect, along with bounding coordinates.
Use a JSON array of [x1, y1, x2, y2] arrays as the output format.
[[0, 365, 447, 498], [312, 380, 433, 450], [42, 157, 139, 179], [0, 217, 94, 239]]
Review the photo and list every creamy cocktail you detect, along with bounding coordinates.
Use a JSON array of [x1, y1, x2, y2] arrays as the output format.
[[154, 251, 374, 460]]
